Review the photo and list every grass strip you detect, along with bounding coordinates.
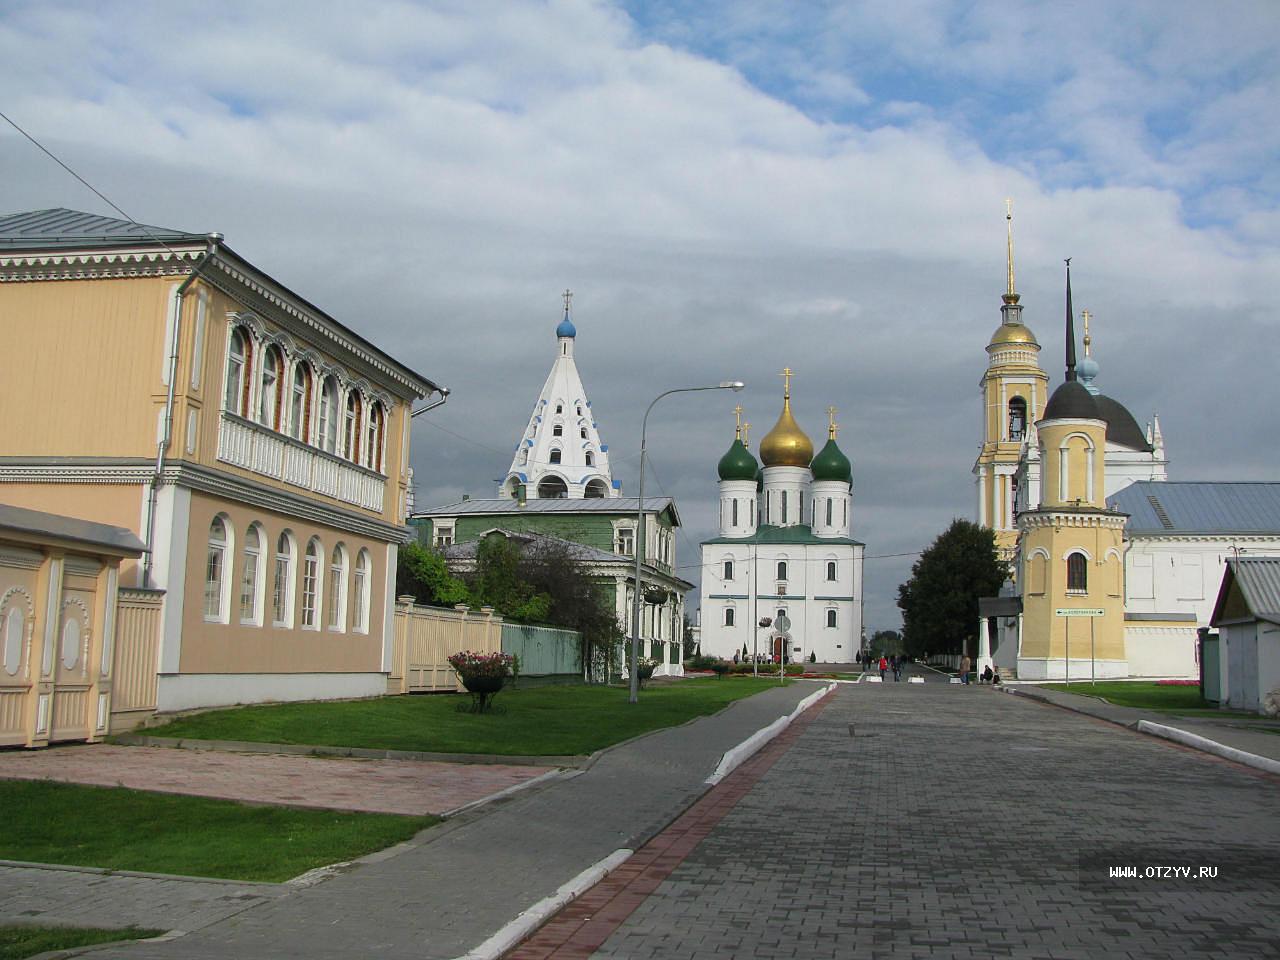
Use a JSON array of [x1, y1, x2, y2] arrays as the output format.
[[0, 780, 435, 882], [0, 925, 166, 960], [141, 677, 781, 756], [1036, 681, 1263, 717]]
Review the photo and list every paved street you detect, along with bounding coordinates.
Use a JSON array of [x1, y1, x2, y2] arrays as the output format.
[[585, 681, 1280, 959]]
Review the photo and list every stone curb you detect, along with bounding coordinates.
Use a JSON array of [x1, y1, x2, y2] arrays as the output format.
[[705, 681, 836, 785], [1001, 685, 1280, 777], [0, 859, 290, 890]]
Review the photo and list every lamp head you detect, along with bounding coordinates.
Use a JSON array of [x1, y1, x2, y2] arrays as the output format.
[[721, 381, 746, 391]]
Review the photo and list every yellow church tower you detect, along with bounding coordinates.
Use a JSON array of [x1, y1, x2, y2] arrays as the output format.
[[974, 202, 1049, 563], [1015, 261, 1127, 680]]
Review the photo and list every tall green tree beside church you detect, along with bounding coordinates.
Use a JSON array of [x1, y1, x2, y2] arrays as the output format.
[[897, 519, 1007, 659]]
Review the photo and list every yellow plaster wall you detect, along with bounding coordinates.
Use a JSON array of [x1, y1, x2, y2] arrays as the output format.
[[1020, 523, 1126, 661], [1, 276, 175, 457], [178, 491, 389, 675], [0, 484, 146, 585]]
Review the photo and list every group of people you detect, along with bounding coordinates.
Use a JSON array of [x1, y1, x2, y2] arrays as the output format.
[[958, 654, 1001, 685], [859, 651, 906, 682]]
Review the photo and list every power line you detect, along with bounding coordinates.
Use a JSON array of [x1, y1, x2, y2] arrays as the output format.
[[415, 417, 518, 458], [1, 109, 185, 258]]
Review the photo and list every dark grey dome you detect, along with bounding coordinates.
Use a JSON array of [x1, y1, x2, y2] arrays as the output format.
[[1094, 394, 1154, 452], [1042, 380, 1100, 422]]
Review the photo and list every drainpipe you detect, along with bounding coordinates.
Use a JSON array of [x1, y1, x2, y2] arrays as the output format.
[[142, 232, 222, 587]]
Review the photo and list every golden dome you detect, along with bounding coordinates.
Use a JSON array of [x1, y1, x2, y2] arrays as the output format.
[[759, 370, 814, 467], [988, 322, 1039, 348]]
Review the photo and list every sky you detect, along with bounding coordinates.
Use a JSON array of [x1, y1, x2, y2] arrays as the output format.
[[3, 0, 1278, 632]]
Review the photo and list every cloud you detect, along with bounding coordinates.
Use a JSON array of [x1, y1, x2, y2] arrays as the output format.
[[2, 0, 1277, 631]]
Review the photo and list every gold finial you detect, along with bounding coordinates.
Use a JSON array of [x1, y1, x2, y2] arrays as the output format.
[[733, 404, 744, 440], [562, 289, 573, 313], [1003, 198, 1019, 304], [743, 422, 750, 447], [827, 405, 839, 440], [780, 367, 793, 400], [1081, 309, 1092, 356]]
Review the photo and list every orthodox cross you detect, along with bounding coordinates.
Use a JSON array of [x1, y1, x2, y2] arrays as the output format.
[[562, 289, 573, 314], [734, 404, 744, 439], [1005, 197, 1016, 298], [827, 405, 839, 439], [1081, 309, 1093, 355], [780, 367, 793, 399], [743, 421, 751, 447]]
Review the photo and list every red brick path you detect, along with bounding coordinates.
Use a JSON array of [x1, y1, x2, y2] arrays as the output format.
[[505, 690, 833, 959]]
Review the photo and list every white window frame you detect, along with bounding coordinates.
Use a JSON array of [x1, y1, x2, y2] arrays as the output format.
[[259, 344, 283, 429], [238, 522, 266, 626], [353, 549, 372, 634], [289, 362, 312, 442], [343, 391, 362, 463], [318, 376, 339, 453], [205, 515, 233, 622], [272, 530, 297, 628], [328, 543, 349, 632], [302, 538, 322, 630], [223, 326, 251, 417]]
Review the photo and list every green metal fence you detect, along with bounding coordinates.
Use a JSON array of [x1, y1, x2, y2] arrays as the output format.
[[502, 622, 582, 682]]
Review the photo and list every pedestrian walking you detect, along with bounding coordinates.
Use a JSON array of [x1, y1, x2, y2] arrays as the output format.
[[892, 655, 902, 682], [878, 655, 888, 680], [960, 654, 971, 685]]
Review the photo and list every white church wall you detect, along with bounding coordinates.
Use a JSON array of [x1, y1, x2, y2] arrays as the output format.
[[1124, 626, 1198, 678]]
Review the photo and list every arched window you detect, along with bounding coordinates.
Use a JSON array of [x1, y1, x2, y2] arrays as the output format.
[[353, 549, 372, 633], [223, 326, 252, 416], [585, 478, 607, 498], [302, 538, 322, 628], [553, 424, 563, 437], [259, 345, 284, 429], [826, 561, 837, 581], [318, 376, 339, 453], [555, 403, 563, 414], [576, 405, 582, 416], [1067, 552, 1088, 592], [344, 392, 362, 463], [365, 402, 384, 472], [273, 530, 296, 627], [826, 499, 833, 526], [538, 476, 568, 498], [1008, 396, 1027, 442], [585, 451, 594, 467], [724, 607, 736, 627], [781, 490, 788, 525], [329, 544, 349, 630], [724, 560, 734, 581], [289, 362, 312, 441], [205, 516, 231, 621], [777, 560, 788, 581], [238, 523, 265, 625], [549, 449, 562, 464], [580, 427, 588, 439], [731, 499, 739, 526], [826, 609, 837, 628]]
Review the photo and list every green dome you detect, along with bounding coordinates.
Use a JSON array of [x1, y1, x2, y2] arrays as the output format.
[[810, 437, 852, 484], [717, 438, 759, 481]]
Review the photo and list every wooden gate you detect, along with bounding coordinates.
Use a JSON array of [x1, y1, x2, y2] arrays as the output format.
[[389, 600, 503, 694]]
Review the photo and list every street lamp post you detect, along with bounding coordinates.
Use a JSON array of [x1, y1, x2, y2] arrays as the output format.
[[630, 381, 744, 704]]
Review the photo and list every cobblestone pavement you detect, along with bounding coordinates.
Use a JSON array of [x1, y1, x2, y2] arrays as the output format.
[[0, 864, 288, 934], [585, 682, 1280, 959], [0, 743, 551, 815]]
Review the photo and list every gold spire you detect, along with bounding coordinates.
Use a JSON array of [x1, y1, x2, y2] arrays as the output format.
[[1003, 198, 1020, 305], [827, 405, 839, 440], [733, 404, 744, 440], [1081, 309, 1092, 356], [759, 367, 814, 468], [743, 421, 751, 448]]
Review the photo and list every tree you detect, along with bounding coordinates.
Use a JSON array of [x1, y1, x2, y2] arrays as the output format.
[[468, 534, 551, 623], [682, 612, 697, 659], [896, 519, 1007, 660], [870, 629, 904, 656], [396, 541, 471, 607]]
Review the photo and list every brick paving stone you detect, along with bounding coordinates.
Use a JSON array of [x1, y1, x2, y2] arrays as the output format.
[[583, 681, 1280, 960], [0, 743, 550, 815]]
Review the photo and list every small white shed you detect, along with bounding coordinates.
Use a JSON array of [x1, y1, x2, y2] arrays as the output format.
[[1209, 557, 1280, 714]]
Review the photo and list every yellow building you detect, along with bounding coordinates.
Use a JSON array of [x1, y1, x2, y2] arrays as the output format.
[[1014, 264, 1127, 680], [973, 206, 1049, 563], [0, 208, 445, 716]]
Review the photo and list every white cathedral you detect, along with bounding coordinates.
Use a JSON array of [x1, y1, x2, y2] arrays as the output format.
[[699, 372, 865, 665]]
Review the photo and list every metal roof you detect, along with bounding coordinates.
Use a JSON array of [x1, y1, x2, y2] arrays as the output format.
[[416, 497, 679, 523], [0, 208, 207, 249], [1211, 557, 1280, 627], [0, 503, 146, 555], [1107, 482, 1280, 535]]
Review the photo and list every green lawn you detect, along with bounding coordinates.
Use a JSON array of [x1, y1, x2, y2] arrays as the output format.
[[1035, 681, 1266, 718], [0, 925, 165, 960], [141, 678, 781, 756], [0, 780, 435, 882]]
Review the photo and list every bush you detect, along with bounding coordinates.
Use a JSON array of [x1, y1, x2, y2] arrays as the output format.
[[709, 659, 730, 678]]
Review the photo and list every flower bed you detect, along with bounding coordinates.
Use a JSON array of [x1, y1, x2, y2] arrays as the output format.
[[448, 651, 516, 712]]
